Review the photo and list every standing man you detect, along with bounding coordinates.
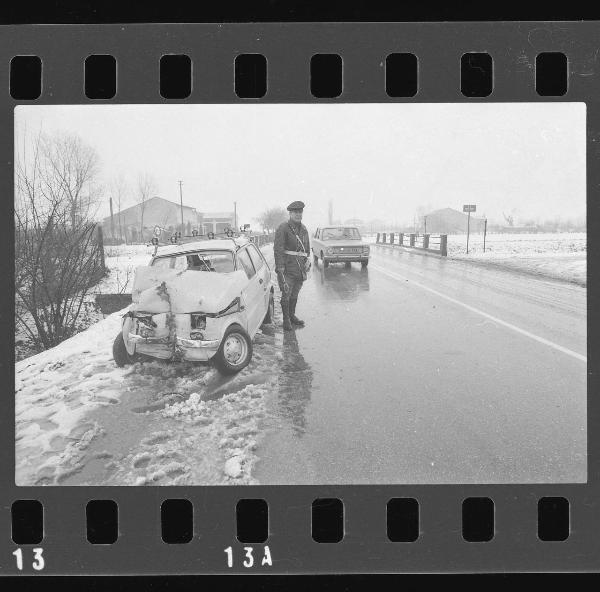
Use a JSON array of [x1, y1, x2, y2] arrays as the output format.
[[274, 201, 311, 331]]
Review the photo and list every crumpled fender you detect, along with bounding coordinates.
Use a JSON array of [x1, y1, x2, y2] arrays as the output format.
[[131, 266, 248, 314]]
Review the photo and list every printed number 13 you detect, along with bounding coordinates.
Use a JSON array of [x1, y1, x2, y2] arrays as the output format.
[[13, 548, 45, 571]]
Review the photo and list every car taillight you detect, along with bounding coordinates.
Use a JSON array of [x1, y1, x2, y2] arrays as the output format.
[[190, 331, 204, 340], [191, 313, 206, 330]]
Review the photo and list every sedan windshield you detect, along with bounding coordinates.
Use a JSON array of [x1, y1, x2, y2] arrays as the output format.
[[322, 227, 361, 240], [152, 250, 235, 273]]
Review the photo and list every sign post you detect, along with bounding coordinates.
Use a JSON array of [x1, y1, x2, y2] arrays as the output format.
[[483, 218, 488, 253], [463, 204, 476, 254]]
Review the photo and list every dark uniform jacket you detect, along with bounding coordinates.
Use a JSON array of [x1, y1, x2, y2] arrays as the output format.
[[274, 220, 311, 280]]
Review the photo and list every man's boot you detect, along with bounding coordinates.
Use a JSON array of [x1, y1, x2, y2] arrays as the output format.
[[289, 298, 305, 326], [281, 300, 293, 331]]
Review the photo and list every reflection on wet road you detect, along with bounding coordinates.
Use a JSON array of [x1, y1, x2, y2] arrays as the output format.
[[256, 247, 586, 484]]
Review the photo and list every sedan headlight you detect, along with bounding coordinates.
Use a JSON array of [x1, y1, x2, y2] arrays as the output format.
[[326, 248, 334, 255], [363, 246, 370, 253]]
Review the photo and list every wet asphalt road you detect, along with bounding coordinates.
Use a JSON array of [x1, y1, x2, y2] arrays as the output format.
[[255, 245, 587, 484]]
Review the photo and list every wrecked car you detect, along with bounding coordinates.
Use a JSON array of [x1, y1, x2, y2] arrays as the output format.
[[112, 238, 274, 374]]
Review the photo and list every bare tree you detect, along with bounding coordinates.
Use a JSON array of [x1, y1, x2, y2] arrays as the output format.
[[502, 212, 515, 227], [110, 174, 129, 243], [15, 130, 105, 351], [255, 207, 288, 234], [137, 173, 156, 242], [38, 132, 102, 228]]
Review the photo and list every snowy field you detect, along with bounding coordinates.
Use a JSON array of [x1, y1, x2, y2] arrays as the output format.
[[15, 243, 279, 486], [366, 232, 586, 286]]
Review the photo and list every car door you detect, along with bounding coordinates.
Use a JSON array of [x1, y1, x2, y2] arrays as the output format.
[[246, 243, 270, 313], [236, 247, 263, 334]]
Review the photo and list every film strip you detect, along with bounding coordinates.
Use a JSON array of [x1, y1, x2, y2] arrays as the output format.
[[1, 22, 598, 574]]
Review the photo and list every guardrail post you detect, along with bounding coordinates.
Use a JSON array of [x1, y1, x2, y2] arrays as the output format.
[[440, 234, 448, 256], [382, 232, 387, 244], [390, 232, 395, 244], [410, 233, 415, 247], [423, 234, 430, 249], [376, 233, 380, 243]]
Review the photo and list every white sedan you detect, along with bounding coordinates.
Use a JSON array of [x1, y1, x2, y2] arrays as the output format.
[[311, 226, 370, 268]]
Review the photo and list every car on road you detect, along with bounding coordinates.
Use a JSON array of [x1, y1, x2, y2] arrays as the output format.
[[311, 226, 370, 268], [112, 237, 275, 374]]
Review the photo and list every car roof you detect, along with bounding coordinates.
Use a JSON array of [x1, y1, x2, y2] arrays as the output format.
[[152, 238, 249, 258]]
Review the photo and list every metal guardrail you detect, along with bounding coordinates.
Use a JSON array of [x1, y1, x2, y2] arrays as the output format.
[[376, 232, 448, 256]]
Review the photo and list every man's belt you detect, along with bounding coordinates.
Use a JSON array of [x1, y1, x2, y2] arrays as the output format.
[[284, 250, 308, 257]]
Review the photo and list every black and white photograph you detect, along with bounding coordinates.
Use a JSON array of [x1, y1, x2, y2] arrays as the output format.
[[14, 102, 586, 486]]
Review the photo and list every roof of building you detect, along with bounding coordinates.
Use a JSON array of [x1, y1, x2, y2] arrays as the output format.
[[202, 212, 234, 219], [102, 196, 198, 223], [426, 207, 485, 220]]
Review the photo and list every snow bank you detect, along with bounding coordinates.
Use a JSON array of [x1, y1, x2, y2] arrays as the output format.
[[15, 308, 133, 485]]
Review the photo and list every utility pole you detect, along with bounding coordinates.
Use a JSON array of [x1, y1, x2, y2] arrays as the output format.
[[424, 215, 427, 235], [109, 197, 115, 240], [234, 201, 237, 230], [178, 180, 184, 236]]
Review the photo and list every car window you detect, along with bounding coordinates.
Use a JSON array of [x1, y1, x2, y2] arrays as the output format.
[[246, 243, 265, 272], [237, 248, 256, 279], [322, 227, 361, 240], [152, 251, 235, 273], [151, 257, 173, 269]]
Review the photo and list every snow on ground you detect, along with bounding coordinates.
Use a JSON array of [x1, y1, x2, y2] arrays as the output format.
[[95, 244, 156, 294], [448, 233, 585, 286], [366, 232, 586, 286], [15, 242, 278, 486]]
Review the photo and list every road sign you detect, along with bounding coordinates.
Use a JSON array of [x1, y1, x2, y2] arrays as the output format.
[[463, 204, 476, 213]]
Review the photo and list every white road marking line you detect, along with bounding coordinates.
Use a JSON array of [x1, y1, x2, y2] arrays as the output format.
[[371, 263, 587, 363]]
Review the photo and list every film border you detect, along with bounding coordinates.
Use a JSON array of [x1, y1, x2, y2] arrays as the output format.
[[0, 21, 598, 574]]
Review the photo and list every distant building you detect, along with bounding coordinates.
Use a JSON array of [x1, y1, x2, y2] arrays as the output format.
[[422, 207, 486, 234], [201, 212, 236, 235], [101, 196, 235, 243]]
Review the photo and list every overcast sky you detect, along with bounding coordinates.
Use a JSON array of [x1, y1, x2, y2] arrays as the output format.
[[15, 103, 585, 229]]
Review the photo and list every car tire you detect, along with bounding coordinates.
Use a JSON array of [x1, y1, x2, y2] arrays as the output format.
[[213, 324, 253, 375], [113, 332, 135, 367], [361, 260, 369, 268], [262, 291, 275, 325], [345, 261, 351, 268], [322, 252, 329, 268], [313, 252, 318, 264]]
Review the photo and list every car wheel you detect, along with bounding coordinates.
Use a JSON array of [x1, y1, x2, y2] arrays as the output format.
[[321, 252, 329, 268], [213, 324, 253, 375], [313, 252, 318, 263], [361, 260, 369, 268], [113, 332, 135, 367], [262, 291, 275, 325]]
